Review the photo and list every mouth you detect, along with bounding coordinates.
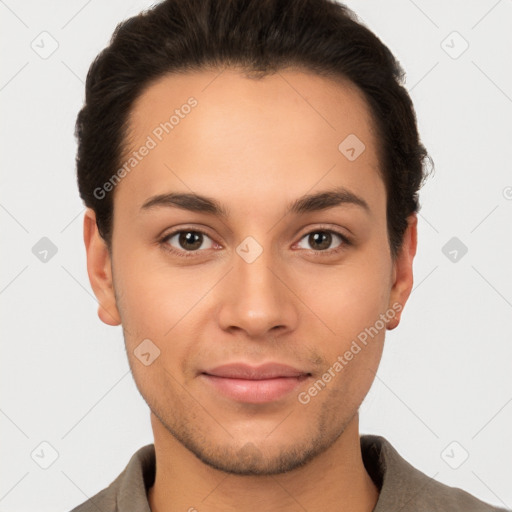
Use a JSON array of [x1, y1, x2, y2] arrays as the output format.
[[199, 362, 312, 404]]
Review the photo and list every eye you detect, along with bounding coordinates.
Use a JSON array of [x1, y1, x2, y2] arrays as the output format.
[[295, 229, 350, 254], [161, 229, 216, 257], [160, 226, 351, 259]]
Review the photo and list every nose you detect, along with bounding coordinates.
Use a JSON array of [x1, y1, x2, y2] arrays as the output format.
[[216, 244, 299, 339]]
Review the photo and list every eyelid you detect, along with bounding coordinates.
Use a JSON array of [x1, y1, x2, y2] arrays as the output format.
[[295, 223, 351, 242]]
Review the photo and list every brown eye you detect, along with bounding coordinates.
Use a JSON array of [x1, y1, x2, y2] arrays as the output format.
[[163, 230, 214, 252], [309, 231, 332, 251], [296, 230, 348, 253]]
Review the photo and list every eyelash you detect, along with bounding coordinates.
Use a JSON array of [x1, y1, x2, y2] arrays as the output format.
[[159, 226, 352, 259]]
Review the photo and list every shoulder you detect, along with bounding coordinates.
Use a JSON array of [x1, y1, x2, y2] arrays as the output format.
[[70, 485, 116, 512], [69, 444, 155, 512], [361, 435, 509, 512]]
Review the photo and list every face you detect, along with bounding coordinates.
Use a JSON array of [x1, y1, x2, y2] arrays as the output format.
[[85, 68, 416, 475]]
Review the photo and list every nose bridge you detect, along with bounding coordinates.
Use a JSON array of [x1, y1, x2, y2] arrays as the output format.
[[217, 234, 297, 336], [236, 240, 278, 299]]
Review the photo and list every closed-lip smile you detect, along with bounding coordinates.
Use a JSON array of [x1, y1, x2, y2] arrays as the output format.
[[200, 362, 312, 403]]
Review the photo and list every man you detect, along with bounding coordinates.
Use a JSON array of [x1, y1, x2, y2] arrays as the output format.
[[71, 0, 508, 510]]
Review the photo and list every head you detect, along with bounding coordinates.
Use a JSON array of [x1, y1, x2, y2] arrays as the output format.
[[79, 0, 431, 475]]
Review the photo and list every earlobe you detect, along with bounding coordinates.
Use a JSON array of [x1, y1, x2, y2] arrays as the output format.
[[83, 208, 121, 326], [386, 214, 418, 331]]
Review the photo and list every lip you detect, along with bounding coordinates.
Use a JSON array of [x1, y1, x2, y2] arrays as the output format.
[[200, 363, 312, 403], [203, 362, 309, 379]]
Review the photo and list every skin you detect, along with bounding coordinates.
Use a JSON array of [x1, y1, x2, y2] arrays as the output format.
[[84, 68, 417, 512]]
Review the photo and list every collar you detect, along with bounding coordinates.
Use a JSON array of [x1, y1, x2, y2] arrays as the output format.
[[107, 435, 504, 512]]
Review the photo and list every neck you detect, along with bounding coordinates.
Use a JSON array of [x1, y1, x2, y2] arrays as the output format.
[[148, 413, 379, 512]]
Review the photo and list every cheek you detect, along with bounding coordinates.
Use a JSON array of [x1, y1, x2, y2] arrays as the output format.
[[292, 251, 391, 389], [302, 272, 388, 409], [297, 255, 391, 335], [112, 243, 184, 322], [112, 249, 216, 368]]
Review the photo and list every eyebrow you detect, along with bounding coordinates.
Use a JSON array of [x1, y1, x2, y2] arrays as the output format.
[[140, 186, 370, 218]]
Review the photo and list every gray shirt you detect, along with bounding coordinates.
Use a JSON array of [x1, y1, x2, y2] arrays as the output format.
[[70, 434, 509, 511]]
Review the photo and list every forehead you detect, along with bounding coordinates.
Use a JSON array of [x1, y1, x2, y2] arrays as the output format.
[[117, 67, 384, 218]]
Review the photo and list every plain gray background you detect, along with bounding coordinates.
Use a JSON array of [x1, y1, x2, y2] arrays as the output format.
[[1, 1, 511, 510]]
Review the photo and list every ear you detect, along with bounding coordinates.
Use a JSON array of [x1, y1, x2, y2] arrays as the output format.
[[83, 208, 121, 326], [386, 213, 417, 330]]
